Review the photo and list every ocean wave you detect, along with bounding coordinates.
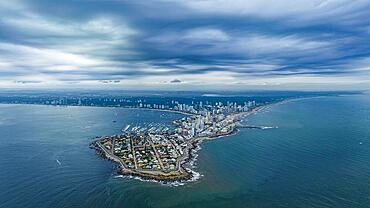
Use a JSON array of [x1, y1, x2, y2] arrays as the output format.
[[261, 126, 278, 129], [114, 174, 189, 186]]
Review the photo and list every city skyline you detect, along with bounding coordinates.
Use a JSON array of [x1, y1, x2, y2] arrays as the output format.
[[0, 0, 370, 90]]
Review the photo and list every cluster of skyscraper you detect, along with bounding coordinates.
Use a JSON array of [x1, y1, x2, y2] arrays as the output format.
[[171, 100, 256, 115]]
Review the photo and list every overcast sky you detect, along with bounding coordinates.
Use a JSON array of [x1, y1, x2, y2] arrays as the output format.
[[0, 0, 370, 90]]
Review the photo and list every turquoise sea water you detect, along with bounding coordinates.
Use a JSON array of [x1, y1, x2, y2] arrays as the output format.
[[1, 94, 370, 208]]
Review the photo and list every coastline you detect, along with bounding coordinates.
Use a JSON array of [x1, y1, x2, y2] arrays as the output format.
[[91, 99, 282, 184]]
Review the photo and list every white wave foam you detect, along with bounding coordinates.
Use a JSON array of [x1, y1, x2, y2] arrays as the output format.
[[114, 174, 189, 186]]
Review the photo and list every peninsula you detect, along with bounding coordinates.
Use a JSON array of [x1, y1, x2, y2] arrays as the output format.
[[91, 100, 273, 182]]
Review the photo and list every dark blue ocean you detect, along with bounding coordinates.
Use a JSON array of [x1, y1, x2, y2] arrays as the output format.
[[1, 94, 370, 208]]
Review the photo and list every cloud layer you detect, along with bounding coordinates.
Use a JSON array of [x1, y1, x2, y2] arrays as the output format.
[[0, 0, 370, 89]]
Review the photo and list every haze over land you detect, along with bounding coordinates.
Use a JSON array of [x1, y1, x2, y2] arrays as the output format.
[[0, 0, 370, 90]]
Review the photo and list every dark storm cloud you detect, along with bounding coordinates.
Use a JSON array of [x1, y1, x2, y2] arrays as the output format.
[[170, 79, 182, 83], [0, 0, 370, 88]]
